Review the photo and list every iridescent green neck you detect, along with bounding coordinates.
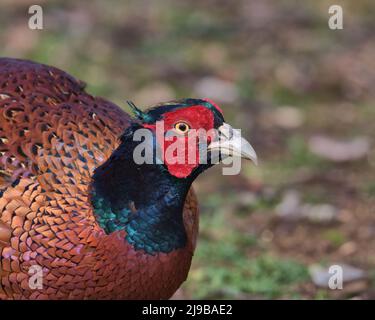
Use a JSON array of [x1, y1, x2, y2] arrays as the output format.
[[90, 124, 192, 255]]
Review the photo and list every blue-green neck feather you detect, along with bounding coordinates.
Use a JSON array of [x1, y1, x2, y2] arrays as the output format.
[[90, 123, 193, 255]]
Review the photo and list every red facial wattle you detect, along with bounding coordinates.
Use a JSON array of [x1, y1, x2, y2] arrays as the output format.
[[143, 105, 217, 178]]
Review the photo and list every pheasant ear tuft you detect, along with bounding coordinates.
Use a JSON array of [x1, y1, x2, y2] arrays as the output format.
[[126, 100, 144, 120], [126, 101, 153, 123]]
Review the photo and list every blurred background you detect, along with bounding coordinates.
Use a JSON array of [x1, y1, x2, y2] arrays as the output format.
[[1, 0, 374, 299]]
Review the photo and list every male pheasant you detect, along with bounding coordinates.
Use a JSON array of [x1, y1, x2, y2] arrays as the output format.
[[0, 58, 256, 299]]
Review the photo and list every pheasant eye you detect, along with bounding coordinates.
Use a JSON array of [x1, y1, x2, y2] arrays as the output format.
[[174, 122, 190, 134]]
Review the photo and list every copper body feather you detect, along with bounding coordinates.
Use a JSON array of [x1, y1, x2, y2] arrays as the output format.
[[0, 58, 199, 299]]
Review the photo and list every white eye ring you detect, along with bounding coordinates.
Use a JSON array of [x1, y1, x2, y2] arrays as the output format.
[[174, 122, 190, 134]]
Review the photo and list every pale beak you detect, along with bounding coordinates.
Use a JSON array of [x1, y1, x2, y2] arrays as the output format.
[[207, 123, 258, 165]]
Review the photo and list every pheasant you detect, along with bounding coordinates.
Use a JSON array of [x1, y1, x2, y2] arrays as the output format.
[[0, 58, 256, 299]]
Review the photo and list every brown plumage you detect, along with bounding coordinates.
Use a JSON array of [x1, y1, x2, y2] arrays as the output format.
[[0, 58, 199, 299]]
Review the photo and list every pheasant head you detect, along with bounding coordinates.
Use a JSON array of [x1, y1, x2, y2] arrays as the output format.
[[127, 98, 257, 178]]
